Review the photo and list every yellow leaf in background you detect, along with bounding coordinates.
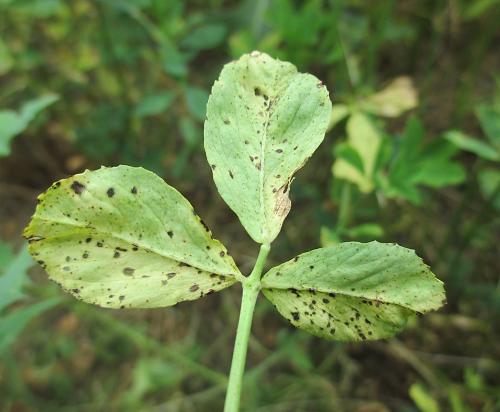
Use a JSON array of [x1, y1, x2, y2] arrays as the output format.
[[361, 76, 418, 118]]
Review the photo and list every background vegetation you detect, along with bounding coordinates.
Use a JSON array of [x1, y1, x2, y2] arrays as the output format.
[[1, 0, 499, 411]]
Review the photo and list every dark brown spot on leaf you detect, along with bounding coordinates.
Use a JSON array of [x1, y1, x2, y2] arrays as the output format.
[[71, 181, 85, 195]]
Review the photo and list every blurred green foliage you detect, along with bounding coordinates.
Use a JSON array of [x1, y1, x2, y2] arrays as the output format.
[[1, 0, 499, 411]]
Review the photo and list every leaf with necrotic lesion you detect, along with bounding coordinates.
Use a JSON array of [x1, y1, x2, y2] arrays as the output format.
[[204, 51, 332, 244], [23, 166, 240, 309], [261, 241, 445, 341]]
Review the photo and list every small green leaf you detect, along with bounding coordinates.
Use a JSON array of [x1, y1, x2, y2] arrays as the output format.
[[444, 130, 499, 161], [205, 51, 332, 244], [333, 112, 382, 193], [24, 166, 240, 309], [134, 91, 175, 118], [0, 111, 23, 156], [0, 94, 58, 157], [0, 298, 60, 354], [344, 223, 384, 239], [186, 86, 209, 122], [476, 104, 500, 151], [181, 24, 227, 52], [328, 104, 350, 130], [19, 94, 59, 125], [0, 241, 15, 272], [384, 117, 466, 204], [0, 245, 34, 313], [334, 142, 365, 174], [409, 383, 441, 412], [161, 45, 189, 78], [262, 241, 445, 341], [478, 167, 500, 210]]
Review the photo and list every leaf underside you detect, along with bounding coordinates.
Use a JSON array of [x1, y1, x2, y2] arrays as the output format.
[[263, 288, 413, 341], [24, 166, 240, 309], [262, 241, 445, 341], [204, 51, 332, 244]]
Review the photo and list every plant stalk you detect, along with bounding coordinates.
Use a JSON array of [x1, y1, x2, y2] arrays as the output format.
[[223, 243, 270, 412]]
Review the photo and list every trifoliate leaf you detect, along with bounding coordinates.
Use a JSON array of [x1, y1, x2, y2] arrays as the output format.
[[24, 166, 240, 309], [204, 51, 332, 244], [384, 116, 465, 204], [262, 241, 445, 341]]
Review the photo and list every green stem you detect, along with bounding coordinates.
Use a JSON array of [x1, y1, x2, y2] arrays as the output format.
[[224, 243, 270, 412]]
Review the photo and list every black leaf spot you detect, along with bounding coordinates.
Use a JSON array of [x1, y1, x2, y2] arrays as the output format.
[[71, 181, 85, 195], [107, 188, 115, 197]]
